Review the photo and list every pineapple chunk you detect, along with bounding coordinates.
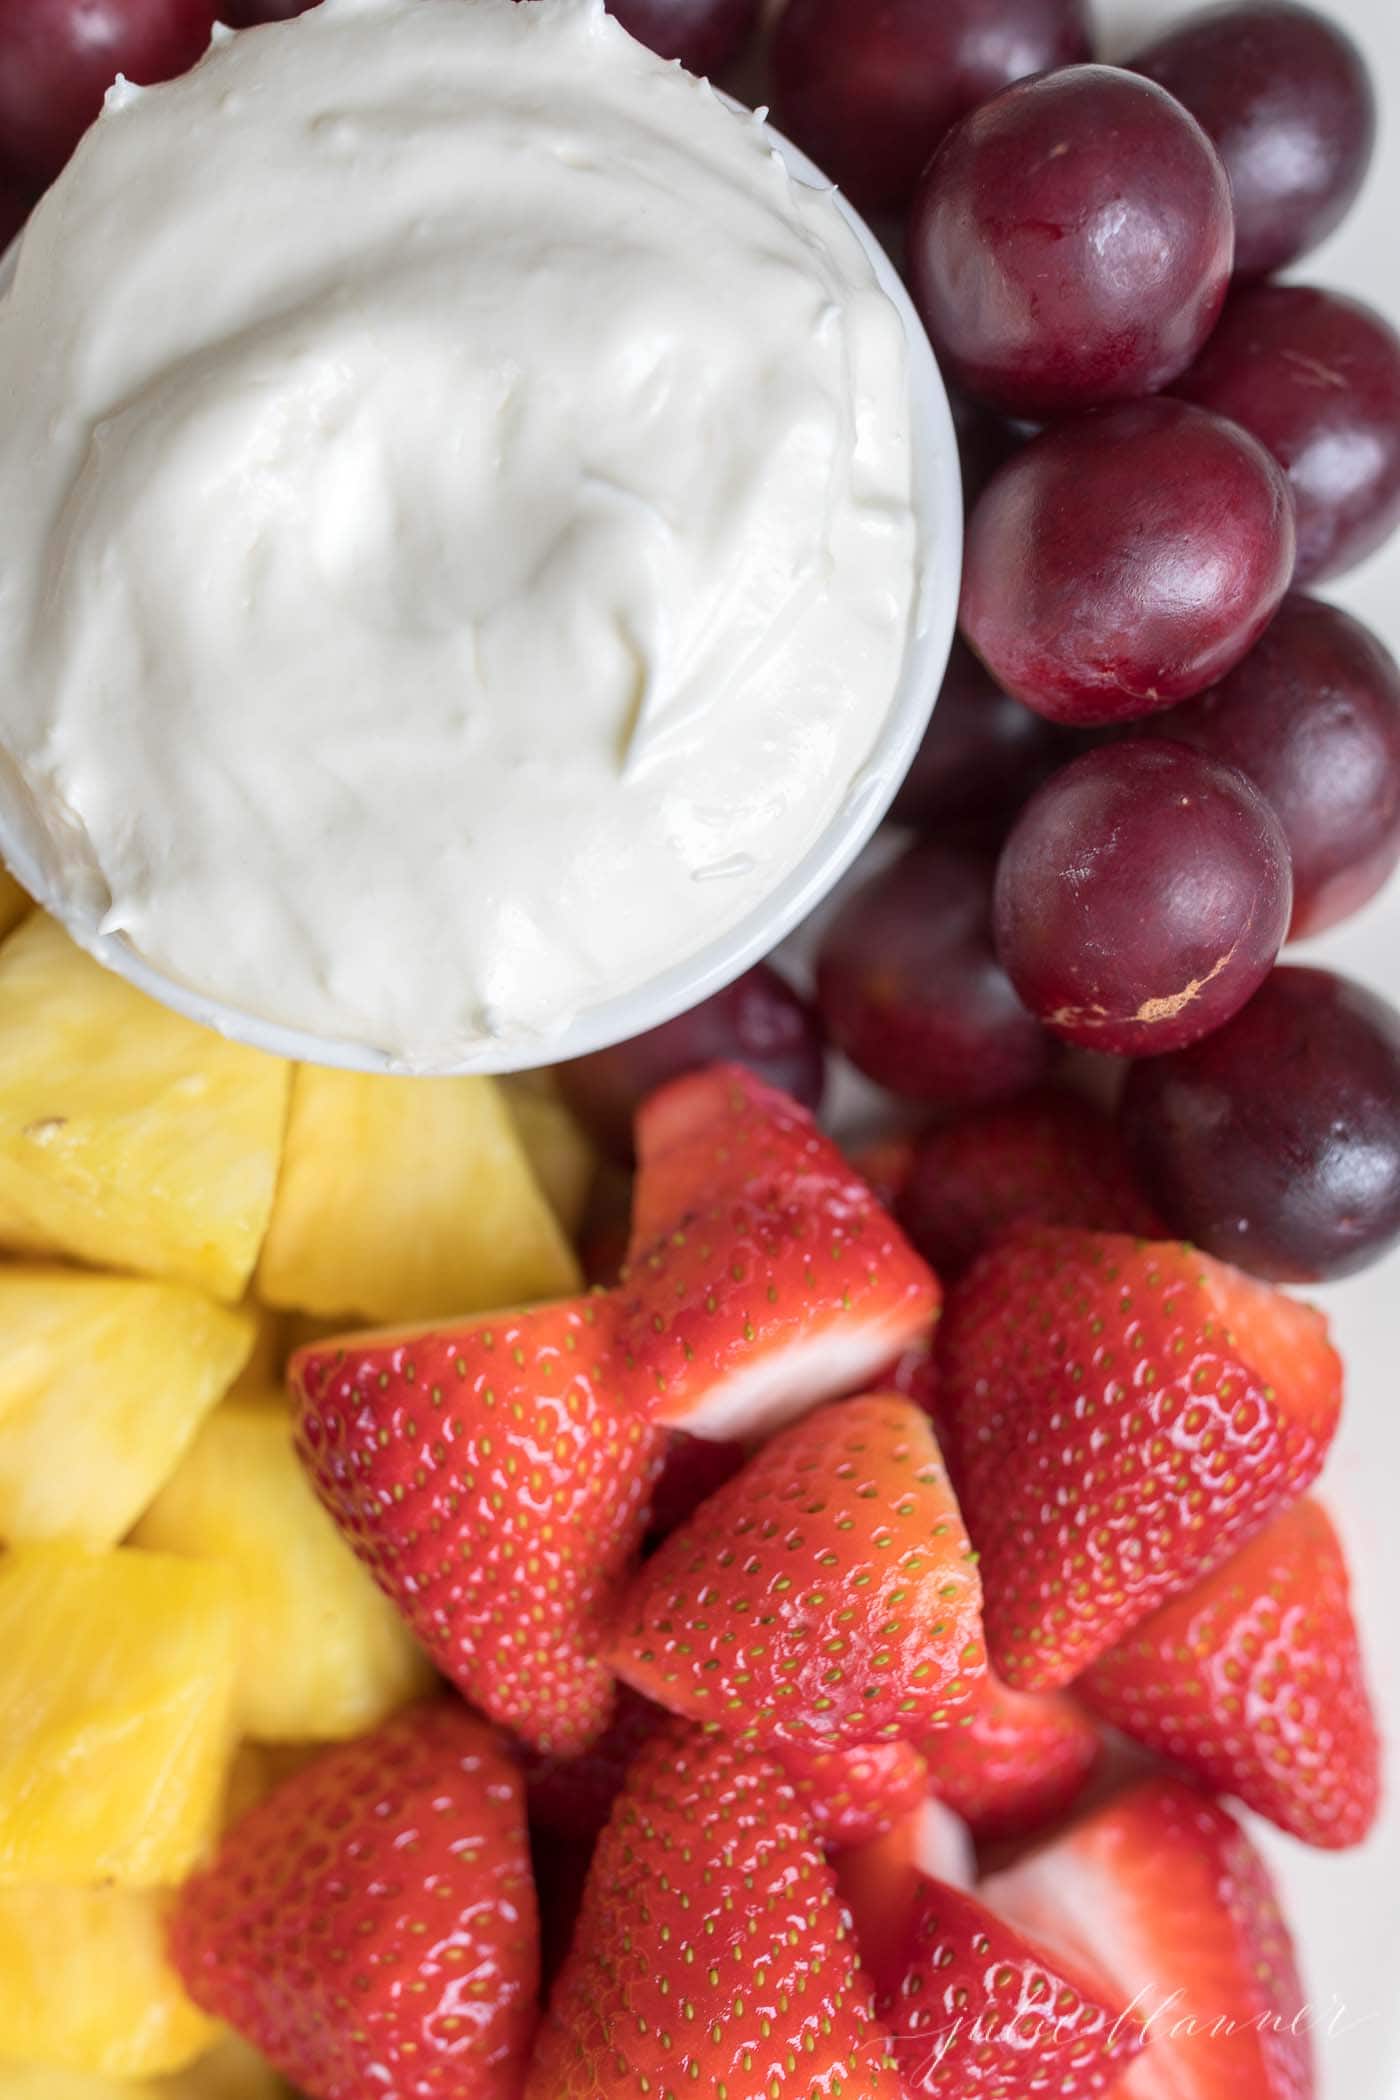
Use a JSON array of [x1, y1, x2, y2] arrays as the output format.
[[258, 1067, 580, 1323], [134, 1398, 435, 1742], [501, 1072, 598, 1235], [0, 1887, 214, 2076], [0, 1267, 252, 1545], [0, 916, 291, 1300], [0, 2033, 288, 2100], [0, 1544, 239, 1887], [0, 874, 29, 944]]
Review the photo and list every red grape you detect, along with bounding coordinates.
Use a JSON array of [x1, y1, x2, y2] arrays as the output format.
[[960, 400, 1296, 728], [0, 0, 218, 182], [772, 0, 1092, 214], [1128, 2, 1376, 280], [993, 740, 1293, 1056], [889, 636, 1068, 835], [1174, 283, 1400, 585], [1160, 594, 1400, 940], [1121, 966, 1400, 1281], [605, 0, 759, 73], [815, 843, 1051, 1105], [908, 66, 1233, 418], [218, 0, 313, 22], [556, 963, 824, 1162]]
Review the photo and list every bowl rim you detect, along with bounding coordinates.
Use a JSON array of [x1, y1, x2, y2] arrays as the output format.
[[0, 102, 962, 1076]]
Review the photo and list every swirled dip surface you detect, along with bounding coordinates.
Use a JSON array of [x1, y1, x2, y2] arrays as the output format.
[[0, 0, 916, 1063]]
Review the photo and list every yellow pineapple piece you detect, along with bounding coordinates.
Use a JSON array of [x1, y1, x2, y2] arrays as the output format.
[[0, 1887, 214, 2076], [0, 916, 291, 1300], [501, 1072, 598, 1235], [0, 2036, 286, 2100], [0, 1267, 252, 1545], [0, 1543, 239, 1887], [0, 873, 29, 944], [134, 1397, 435, 1742], [258, 1066, 580, 1323]]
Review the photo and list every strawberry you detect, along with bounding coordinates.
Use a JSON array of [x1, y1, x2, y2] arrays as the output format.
[[836, 1800, 974, 1997], [878, 1877, 1143, 2099], [525, 1718, 901, 2099], [939, 1230, 1341, 1690], [919, 1673, 1102, 1844], [1079, 1498, 1380, 1849], [898, 1091, 1161, 1278], [609, 1392, 985, 1752], [617, 1065, 939, 1440], [170, 1700, 538, 2100], [984, 1777, 1313, 2100], [781, 1738, 931, 1849], [292, 1295, 661, 1755]]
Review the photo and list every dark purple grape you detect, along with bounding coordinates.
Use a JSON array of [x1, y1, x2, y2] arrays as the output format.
[[993, 740, 1293, 1056], [557, 963, 824, 1162], [890, 636, 1068, 834], [1128, 2, 1376, 279], [815, 843, 1051, 1105], [606, 0, 760, 73], [908, 66, 1233, 418], [0, 0, 217, 181], [1121, 966, 1400, 1281], [219, 0, 314, 22], [960, 400, 1296, 727], [1174, 283, 1400, 584], [772, 0, 1092, 213], [1160, 594, 1400, 940]]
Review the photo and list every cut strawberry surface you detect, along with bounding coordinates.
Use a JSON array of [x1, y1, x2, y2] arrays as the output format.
[[171, 1700, 538, 2100], [919, 1673, 1102, 1845], [781, 1738, 931, 1849], [898, 1091, 1162, 1279], [617, 1065, 940, 1441], [609, 1393, 985, 1752], [837, 1799, 975, 1999], [291, 1296, 661, 1755], [939, 1230, 1341, 1690], [525, 1719, 901, 2099], [878, 1876, 1143, 2100], [984, 1777, 1313, 2100], [1080, 1499, 1380, 1849]]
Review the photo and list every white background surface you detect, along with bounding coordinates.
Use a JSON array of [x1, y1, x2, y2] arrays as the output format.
[[768, 0, 1400, 2091]]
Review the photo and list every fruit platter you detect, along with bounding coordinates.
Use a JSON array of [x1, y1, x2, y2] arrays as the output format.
[[0, 0, 1397, 2098]]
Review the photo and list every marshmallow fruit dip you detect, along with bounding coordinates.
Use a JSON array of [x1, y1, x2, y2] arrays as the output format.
[[0, 0, 925, 1069]]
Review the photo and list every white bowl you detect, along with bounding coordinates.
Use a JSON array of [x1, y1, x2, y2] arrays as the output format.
[[0, 114, 962, 1077]]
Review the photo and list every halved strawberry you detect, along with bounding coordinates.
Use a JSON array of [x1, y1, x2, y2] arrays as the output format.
[[609, 1392, 985, 1752], [919, 1673, 1102, 1844], [1079, 1499, 1380, 1849], [939, 1230, 1341, 1690], [617, 1065, 939, 1440], [879, 1877, 1143, 2099], [525, 1719, 901, 2099], [984, 1777, 1313, 2100], [898, 1091, 1161, 1279], [291, 1296, 661, 1755], [837, 1799, 975, 1998], [171, 1700, 538, 2100], [782, 1738, 931, 1849]]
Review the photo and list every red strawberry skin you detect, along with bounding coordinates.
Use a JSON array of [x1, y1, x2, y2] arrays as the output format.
[[525, 1719, 901, 2099], [898, 1091, 1161, 1278], [939, 1230, 1341, 1690], [292, 1296, 661, 1755], [1079, 1499, 1381, 1849], [879, 1877, 1143, 2100], [837, 1801, 975, 1998], [171, 1701, 538, 2100], [782, 1738, 931, 1849], [618, 1065, 940, 1441], [609, 1393, 985, 1752], [919, 1674, 1102, 1844], [985, 1777, 1313, 2100]]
